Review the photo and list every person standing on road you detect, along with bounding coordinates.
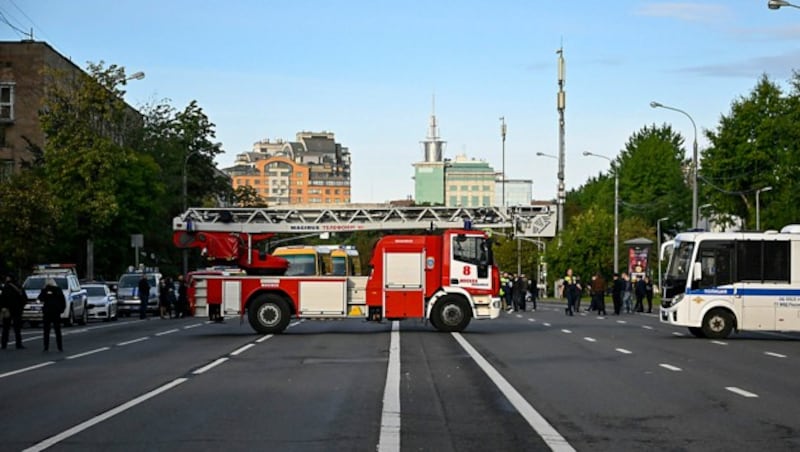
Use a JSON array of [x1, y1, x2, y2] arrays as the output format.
[[512, 274, 528, 312], [499, 273, 509, 310], [645, 276, 654, 313], [590, 272, 607, 316], [611, 273, 623, 315], [39, 278, 65, 352], [176, 275, 189, 318], [159, 277, 171, 319], [527, 280, 538, 311], [622, 273, 633, 314], [137, 274, 150, 320], [1, 275, 26, 349], [561, 268, 581, 316], [634, 276, 646, 313]]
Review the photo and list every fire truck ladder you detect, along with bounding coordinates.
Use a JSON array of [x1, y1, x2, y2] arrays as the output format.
[[174, 205, 556, 238]]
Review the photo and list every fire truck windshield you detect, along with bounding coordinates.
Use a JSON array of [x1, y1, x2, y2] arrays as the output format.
[[453, 235, 491, 266]]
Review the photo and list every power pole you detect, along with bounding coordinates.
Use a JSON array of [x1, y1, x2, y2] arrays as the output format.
[[556, 46, 566, 232], [500, 116, 507, 210]]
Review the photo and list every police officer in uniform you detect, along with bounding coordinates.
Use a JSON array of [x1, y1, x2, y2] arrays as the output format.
[[39, 278, 66, 352], [561, 268, 581, 316]]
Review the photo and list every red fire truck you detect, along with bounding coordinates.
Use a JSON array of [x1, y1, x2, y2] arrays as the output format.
[[173, 205, 554, 333]]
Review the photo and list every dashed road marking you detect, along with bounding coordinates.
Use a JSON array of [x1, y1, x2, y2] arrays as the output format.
[[597, 316, 606, 320], [527, 318, 536, 322], [22, 378, 188, 452], [584, 337, 596, 343], [711, 340, 727, 346], [0, 361, 55, 379], [155, 329, 179, 336], [66, 347, 109, 360], [543, 323, 552, 327], [193, 357, 229, 375], [642, 325, 654, 330], [765, 351, 787, 358], [117, 337, 148, 346], [672, 332, 685, 337], [616, 348, 632, 354], [561, 329, 572, 334], [230, 344, 255, 356], [183, 323, 203, 329], [617, 320, 627, 324], [256, 334, 273, 343], [659, 363, 682, 372], [726, 387, 758, 398]]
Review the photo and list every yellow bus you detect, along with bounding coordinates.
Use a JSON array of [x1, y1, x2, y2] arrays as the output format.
[[272, 246, 329, 276]]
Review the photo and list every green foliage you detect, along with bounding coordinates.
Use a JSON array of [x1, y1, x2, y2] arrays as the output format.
[[702, 74, 800, 230], [233, 185, 268, 207]]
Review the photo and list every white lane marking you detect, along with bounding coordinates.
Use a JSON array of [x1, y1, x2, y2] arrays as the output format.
[[0, 362, 55, 379], [659, 364, 682, 372], [543, 323, 552, 327], [256, 334, 273, 343], [452, 332, 575, 451], [561, 329, 572, 334], [642, 325, 654, 330], [765, 351, 787, 358], [726, 387, 759, 398], [617, 320, 627, 324], [616, 348, 632, 354], [597, 316, 606, 320], [711, 340, 727, 346], [192, 357, 229, 375], [230, 344, 255, 356], [183, 323, 203, 329], [584, 337, 596, 343], [290, 320, 303, 327], [155, 329, 179, 336], [66, 347, 110, 360], [117, 337, 148, 346], [377, 321, 400, 452], [516, 314, 523, 318], [527, 318, 536, 322], [23, 378, 188, 452], [672, 332, 685, 337]]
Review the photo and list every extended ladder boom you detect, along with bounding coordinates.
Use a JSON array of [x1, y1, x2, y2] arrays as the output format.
[[173, 205, 556, 237]]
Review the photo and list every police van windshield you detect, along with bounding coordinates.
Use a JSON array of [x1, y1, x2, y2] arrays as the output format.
[[118, 274, 157, 288], [23, 276, 67, 291], [665, 241, 694, 280]]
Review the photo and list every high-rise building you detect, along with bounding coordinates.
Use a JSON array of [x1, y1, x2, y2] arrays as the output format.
[[225, 131, 351, 205], [495, 178, 533, 207]]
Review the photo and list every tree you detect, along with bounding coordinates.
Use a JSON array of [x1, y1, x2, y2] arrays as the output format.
[[233, 185, 268, 207], [39, 62, 151, 278], [702, 74, 800, 230]]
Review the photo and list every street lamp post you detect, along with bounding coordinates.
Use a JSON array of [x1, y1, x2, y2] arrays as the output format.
[[756, 186, 773, 230], [768, 0, 800, 9], [650, 101, 698, 229], [500, 117, 507, 210], [657, 216, 669, 292], [583, 151, 618, 274]]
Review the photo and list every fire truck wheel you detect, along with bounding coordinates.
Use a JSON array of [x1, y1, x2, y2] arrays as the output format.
[[248, 294, 291, 334], [431, 295, 472, 332], [701, 308, 734, 339]]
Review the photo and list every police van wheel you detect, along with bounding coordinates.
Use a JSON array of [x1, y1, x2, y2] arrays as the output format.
[[248, 294, 290, 334], [701, 309, 733, 339], [688, 327, 706, 338], [431, 295, 472, 332]]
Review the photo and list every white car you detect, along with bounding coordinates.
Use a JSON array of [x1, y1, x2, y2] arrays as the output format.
[[84, 283, 118, 321], [22, 272, 88, 327]]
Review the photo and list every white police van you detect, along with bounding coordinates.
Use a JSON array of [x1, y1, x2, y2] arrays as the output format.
[[115, 267, 162, 317], [21, 264, 88, 327]]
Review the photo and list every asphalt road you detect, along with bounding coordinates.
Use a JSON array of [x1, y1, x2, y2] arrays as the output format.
[[2, 301, 799, 452]]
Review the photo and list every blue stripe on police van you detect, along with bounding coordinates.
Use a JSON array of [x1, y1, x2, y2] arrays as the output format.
[[687, 288, 800, 296]]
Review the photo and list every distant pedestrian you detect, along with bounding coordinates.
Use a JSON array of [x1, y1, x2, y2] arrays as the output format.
[[137, 274, 150, 320], [590, 272, 607, 316], [499, 273, 509, 310], [512, 274, 529, 312], [159, 277, 171, 319], [561, 268, 581, 316], [634, 276, 646, 313], [176, 275, 189, 318], [527, 281, 538, 311], [39, 278, 65, 352], [1, 275, 26, 349], [645, 276, 654, 313], [574, 275, 583, 312], [611, 273, 623, 315], [622, 272, 633, 314]]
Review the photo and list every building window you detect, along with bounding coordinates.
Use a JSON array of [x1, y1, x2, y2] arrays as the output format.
[[482, 196, 490, 205], [297, 189, 303, 194], [0, 84, 13, 122], [471, 196, 479, 205], [0, 159, 12, 181], [296, 180, 303, 186]]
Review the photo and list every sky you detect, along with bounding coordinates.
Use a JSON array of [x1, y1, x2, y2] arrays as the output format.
[[1, 0, 799, 203]]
